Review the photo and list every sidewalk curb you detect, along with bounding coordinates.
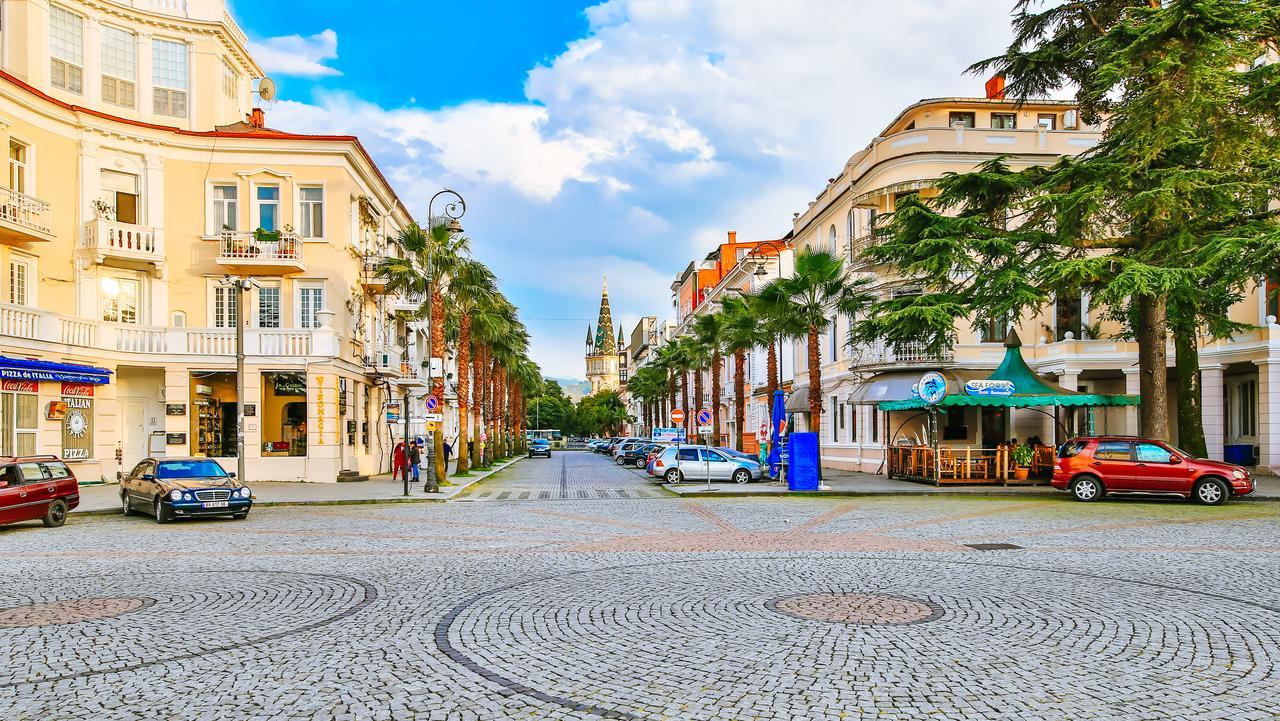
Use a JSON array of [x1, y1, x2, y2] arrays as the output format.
[[662, 487, 1280, 502]]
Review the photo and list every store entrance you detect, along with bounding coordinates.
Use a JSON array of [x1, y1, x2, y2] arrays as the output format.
[[190, 372, 238, 458]]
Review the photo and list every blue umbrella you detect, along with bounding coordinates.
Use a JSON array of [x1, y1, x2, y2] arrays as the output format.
[[767, 389, 786, 478]]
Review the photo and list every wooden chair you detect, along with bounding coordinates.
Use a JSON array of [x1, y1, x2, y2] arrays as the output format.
[[939, 451, 958, 481], [1030, 445, 1055, 477]]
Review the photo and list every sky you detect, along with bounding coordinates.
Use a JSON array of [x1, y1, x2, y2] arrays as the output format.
[[232, 0, 1017, 379]]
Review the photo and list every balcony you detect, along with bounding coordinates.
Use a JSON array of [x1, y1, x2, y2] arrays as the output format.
[[360, 252, 388, 292], [363, 344, 404, 377], [390, 292, 425, 314], [84, 218, 165, 273], [0, 188, 55, 243], [852, 339, 955, 369], [216, 231, 305, 274]]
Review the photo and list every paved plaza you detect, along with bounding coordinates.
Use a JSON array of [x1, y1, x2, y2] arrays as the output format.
[[2, 453, 1279, 720]]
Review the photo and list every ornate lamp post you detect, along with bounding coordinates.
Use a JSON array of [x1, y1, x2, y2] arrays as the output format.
[[419, 189, 465, 493]]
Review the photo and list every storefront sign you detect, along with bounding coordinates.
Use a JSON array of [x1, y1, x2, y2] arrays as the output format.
[[652, 427, 686, 442], [61, 382, 94, 397], [964, 379, 1015, 397], [917, 371, 948, 405], [1, 379, 38, 393], [166, 433, 187, 445], [165, 403, 187, 416], [61, 395, 93, 460], [386, 402, 401, 422], [46, 401, 67, 420], [242, 404, 256, 417], [272, 373, 307, 396]]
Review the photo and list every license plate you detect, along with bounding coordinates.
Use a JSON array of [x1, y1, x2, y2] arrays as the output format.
[[202, 501, 229, 508]]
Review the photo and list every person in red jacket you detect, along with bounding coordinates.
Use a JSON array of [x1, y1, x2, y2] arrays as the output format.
[[393, 440, 407, 481]]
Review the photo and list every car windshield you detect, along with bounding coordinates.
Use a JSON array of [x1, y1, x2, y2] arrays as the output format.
[[157, 460, 229, 479]]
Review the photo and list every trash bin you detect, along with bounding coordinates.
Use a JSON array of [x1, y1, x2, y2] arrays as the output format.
[[787, 432, 820, 490], [1224, 444, 1256, 466]]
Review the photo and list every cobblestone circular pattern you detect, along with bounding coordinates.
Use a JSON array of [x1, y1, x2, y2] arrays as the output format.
[[767, 591, 941, 625], [0, 597, 154, 628], [439, 556, 1280, 720], [0, 570, 376, 689]]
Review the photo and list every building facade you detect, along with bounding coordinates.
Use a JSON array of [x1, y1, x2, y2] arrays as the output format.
[[0, 0, 426, 482], [786, 94, 1277, 473], [584, 276, 622, 395]]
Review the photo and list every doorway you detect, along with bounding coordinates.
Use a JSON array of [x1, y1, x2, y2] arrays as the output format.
[[117, 367, 164, 472], [980, 408, 1007, 448]]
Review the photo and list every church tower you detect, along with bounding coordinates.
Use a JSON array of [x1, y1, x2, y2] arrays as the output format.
[[585, 276, 622, 395]]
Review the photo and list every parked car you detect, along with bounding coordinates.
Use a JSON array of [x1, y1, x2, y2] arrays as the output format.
[[593, 438, 621, 454], [617, 443, 660, 468], [715, 446, 760, 463], [0, 455, 79, 529], [528, 439, 552, 458], [649, 445, 763, 484], [612, 439, 647, 463], [121, 457, 252, 523], [1052, 436, 1254, 504]]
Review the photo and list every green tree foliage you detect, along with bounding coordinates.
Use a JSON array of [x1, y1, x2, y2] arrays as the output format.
[[577, 390, 631, 437], [855, 0, 1280, 442]]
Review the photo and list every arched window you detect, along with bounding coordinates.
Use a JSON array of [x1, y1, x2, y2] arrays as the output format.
[[828, 224, 838, 255], [846, 210, 856, 259]]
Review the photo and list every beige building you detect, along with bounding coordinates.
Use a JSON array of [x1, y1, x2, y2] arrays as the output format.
[[788, 95, 1276, 473], [0, 0, 431, 482]]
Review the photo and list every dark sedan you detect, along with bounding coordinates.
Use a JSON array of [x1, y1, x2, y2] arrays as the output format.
[[121, 458, 252, 524]]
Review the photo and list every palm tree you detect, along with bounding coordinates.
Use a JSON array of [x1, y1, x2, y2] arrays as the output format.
[[718, 295, 770, 451], [693, 311, 725, 444], [445, 259, 497, 474], [469, 294, 515, 467], [757, 248, 875, 444], [654, 341, 681, 426]]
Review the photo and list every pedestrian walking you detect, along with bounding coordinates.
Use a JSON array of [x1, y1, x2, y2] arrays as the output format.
[[443, 437, 454, 469], [407, 439, 422, 483], [393, 441, 406, 480]]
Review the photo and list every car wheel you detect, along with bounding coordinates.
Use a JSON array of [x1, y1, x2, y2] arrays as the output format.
[[121, 491, 135, 516], [41, 499, 68, 528], [615, 457, 625, 466], [732, 468, 751, 485], [153, 497, 171, 524], [664, 468, 683, 485], [1071, 475, 1103, 502], [1193, 478, 1228, 505], [634, 458, 646, 469]]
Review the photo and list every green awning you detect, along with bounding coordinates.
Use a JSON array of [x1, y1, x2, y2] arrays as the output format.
[[877, 331, 1139, 412]]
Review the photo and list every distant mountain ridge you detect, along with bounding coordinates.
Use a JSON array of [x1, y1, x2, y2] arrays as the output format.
[[548, 377, 592, 401]]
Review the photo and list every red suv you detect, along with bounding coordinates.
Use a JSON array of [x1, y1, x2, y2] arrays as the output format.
[[1052, 436, 1253, 504], [0, 455, 80, 528]]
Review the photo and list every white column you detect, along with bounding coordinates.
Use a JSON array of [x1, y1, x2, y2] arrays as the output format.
[[1200, 364, 1224, 460], [84, 20, 102, 108], [1256, 361, 1280, 471], [1056, 369, 1080, 442], [137, 33, 153, 119], [1123, 368, 1141, 436]]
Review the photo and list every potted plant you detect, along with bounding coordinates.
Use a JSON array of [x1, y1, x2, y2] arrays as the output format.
[[1011, 443, 1033, 481], [92, 199, 115, 220]]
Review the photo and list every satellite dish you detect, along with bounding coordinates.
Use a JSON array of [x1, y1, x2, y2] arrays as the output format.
[[256, 76, 277, 102]]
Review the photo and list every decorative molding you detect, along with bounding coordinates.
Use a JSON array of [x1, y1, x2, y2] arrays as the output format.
[[236, 167, 294, 179]]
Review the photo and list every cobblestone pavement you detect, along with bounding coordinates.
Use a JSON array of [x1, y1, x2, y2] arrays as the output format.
[[2, 452, 1279, 720], [456, 449, 665, 501]]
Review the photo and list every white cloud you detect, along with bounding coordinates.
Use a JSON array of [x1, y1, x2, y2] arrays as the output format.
[[250, 29, 342, 78]]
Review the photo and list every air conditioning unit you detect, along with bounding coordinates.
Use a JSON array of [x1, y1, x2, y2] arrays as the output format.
[[1062, 109, 1079, 130]]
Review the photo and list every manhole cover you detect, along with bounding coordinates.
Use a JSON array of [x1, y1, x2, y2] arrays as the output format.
[[0, 597, 154, 628], [766, 592, 942, 625]]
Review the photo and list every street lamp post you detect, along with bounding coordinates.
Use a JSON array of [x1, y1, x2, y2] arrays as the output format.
[[423, 188, 465, 494], [742, 239, 789, 484]]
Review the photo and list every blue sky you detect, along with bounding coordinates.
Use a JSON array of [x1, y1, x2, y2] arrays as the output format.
[[235, 1, 1014, 379]]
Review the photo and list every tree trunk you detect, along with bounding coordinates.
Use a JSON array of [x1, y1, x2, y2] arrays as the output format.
[[767, 342, 779, 395], [1136, 295, 1171, 441], [807, 325, 822, 431], [431, 286, 446, 484], [472, 344, 486, 468], [733, 348, 746, 452], [1172, 316, 1208, 458], [667, 375, 676, 424], [456, 316, 471, 474], [711, 350, 722, 446]]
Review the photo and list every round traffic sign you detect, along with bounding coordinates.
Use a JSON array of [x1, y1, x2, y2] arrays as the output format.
[[696, 408, 712, 425], [670, 408, 685, 424], [424, 395, 440, 412]]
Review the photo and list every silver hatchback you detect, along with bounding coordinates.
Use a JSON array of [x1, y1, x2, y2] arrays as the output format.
[[651, 445, 763, 484]]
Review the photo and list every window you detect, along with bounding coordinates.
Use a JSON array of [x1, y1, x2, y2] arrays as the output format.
[[221, 57, 239, 100], [256, 185, 279, 231], [1093, 441, 1132, 462], [212, 185, 238, 232], [171, 311, 186, 327], [101, 170, 139, 224], [828, 315, 838, 360], [100, 25, 136, 108], [299, 186, 324, 237], [212, 284, 238, 328], [1037, 113, 1057, 130], [948, 111, 976, 128], [979, 316, 1008, 343], [827, 224, 837, 255], [262, 372, 307, 457], [990, 113, 1016, 129], [9, 256, 32, 306], [101, 275, 140, 324], [0, 388, 37, 456], [152, 39, 189, 117], [1135, 443, 1173, 464], [49, 5, 84, 94], [257, 284, 280, 328], [845, 210, 855, 259], [1267, 277, 1279, 320], [1056, 293, 1083, 340], [298, 284, 324, 328], [676, 448, 699, 462], [1230, 379, 1257, 440], [9, 140, 28, 195], [870, 407, 879, 443], [1058, 440, 1088, 458]]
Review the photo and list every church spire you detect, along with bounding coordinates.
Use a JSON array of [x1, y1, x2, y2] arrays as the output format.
[[592, 276, 616, 355]]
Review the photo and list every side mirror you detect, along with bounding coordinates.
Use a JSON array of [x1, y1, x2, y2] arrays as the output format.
[[141, 474, 156, 481], [1169, 456, 1183, 464], [227, 471, 237, 478]]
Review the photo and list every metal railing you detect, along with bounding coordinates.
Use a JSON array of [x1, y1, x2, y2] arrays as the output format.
[[218, 231, 302, 263], [0, 187, 53, 237], [853, 339, 955, 367]]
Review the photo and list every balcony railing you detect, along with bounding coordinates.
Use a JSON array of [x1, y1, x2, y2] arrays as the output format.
[[852, 339, 955, 368], [390, 292, 425, 313], [216, 231, 305, 272], [85, 218, 164, 266], [0, 187, 54, 241]]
